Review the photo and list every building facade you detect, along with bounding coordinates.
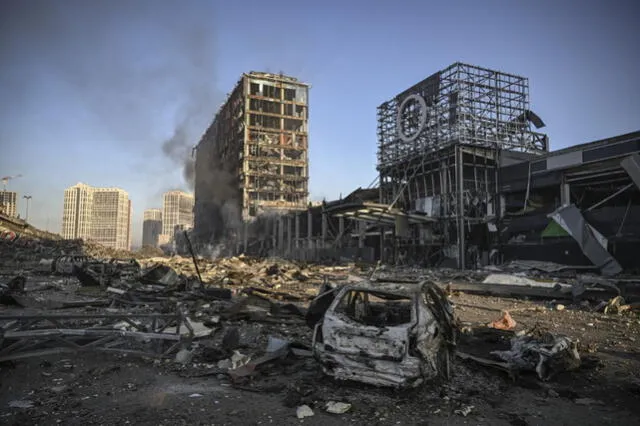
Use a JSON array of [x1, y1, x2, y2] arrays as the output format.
[[0, 191, 18, 218], [62, 183, 94, 240], [194, 71, 309, 244], [161, 190, 194, 243], [62, 183, 132, 250], [375, 62, 548, 267], [142, 208, 162, 247]]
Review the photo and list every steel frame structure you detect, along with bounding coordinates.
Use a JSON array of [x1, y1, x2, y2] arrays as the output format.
[[376, 63, 548, 268], [0, 312, 193, 362]]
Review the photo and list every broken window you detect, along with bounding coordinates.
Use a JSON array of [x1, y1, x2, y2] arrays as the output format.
[[249, 99, 281, 114], [284, 118, 303, 132], [250, 83, 260, 95], [249, 114, 280, 129], [283, 104, 294, 116], [335, 291, 413, 327], [284, 88, 296, 101], [283, 149, 302, 160], [262, 84, 281, 99], [283, 166, 303, 176]]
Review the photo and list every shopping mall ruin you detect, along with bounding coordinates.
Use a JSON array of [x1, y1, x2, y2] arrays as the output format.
[[197, 63, 640, 273], [374, 62, 549, 268]]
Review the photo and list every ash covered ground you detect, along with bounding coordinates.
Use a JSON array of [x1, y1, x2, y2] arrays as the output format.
[[1, 221, 640, 425]]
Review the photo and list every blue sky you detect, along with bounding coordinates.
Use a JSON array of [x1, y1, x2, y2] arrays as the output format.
[[1, 0, 638, 246]]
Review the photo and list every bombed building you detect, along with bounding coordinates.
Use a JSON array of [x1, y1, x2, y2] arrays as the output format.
[[193, 72, 309, 245], [243, 63, 640, 274]]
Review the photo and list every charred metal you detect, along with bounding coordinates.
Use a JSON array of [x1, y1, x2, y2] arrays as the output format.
[[311, 281, 456, 388]]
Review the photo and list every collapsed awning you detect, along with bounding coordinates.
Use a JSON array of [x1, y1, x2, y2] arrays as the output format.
[[548, 204, 622, 276]]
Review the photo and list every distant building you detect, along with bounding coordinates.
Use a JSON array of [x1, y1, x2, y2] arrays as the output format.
[[62, 183, 132, 250], [193, 71, 310, 244], [142, 208, 162, 247], [62, 183, 94, 240], [0, 191, 18, 218], [160, 190, 194, 243]]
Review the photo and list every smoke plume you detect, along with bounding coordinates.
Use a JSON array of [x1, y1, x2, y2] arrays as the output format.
[[0, 0, 220, 191]]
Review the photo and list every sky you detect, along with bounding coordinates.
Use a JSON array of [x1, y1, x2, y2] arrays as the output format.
[[0, 0, 638, 247]]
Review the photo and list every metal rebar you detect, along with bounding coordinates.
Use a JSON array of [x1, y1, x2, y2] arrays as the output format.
[[585, 183, 634, 212], [183, 230, 203, 286]]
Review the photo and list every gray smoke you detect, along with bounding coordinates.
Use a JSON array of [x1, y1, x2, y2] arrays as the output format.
[[0, 0, 220, 190]]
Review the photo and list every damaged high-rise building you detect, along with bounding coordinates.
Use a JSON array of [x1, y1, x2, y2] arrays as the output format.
[[220, 62, 639, 274], [194, 72, 309, 244]]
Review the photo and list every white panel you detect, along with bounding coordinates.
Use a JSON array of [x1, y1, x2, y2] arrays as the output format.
[[546, 150, 582, 171]]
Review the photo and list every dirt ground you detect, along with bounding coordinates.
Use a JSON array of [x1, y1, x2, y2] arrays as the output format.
[[2, 292, 639, 426]]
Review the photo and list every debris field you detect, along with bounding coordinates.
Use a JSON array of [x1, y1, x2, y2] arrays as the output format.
[[1, 230, 640, 425]]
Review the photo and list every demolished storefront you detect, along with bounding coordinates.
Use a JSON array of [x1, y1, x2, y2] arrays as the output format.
[[500, 131, 640, 274]]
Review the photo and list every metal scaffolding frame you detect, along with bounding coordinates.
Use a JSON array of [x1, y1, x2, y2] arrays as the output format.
[[0, 312, 193, 362], [376, 63, 548, 268]]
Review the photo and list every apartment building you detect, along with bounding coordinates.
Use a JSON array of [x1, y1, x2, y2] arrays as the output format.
[[62, 183, 132, 250], [62, 183, 94, 240], [194, 71, 309, 243], [161, 190, 194, 243], [142, 208, 162, 247], [0, 191, 18, 218]]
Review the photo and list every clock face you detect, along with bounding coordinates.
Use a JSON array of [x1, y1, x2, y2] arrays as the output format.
[[396, 94, 428, 143]]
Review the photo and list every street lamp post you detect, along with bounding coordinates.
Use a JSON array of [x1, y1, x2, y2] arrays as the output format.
[[23, 195, 32, 222]]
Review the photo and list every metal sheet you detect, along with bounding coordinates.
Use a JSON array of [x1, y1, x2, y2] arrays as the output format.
[[548, 205, 622, 276], [546, 150, 583, 171], [621, 154, 640, 189]]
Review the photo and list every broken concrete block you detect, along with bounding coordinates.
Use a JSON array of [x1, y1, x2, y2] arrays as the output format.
[[325, 401, 351, 414], [230, 350, 251, 369], [266, 336, 289, 353], [217, 359, 232, 370], [454, 405, 474, 417], [174, 349, 193, 365], [8, 400, 34, 409], [296, 405, 314, 419]]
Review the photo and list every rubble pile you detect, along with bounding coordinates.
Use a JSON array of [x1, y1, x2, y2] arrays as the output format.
[[135, 254, 354, 301], [2, 229, 640, 422]]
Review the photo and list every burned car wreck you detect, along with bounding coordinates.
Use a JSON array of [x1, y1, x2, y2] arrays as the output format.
[[309, 281, 457, 388]]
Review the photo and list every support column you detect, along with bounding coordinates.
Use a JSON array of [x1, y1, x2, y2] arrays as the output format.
[[286, 216, 292, 255], [295, 213, 300, 249], [561, 181, 571, 206], [307, 210, 312, 249], [271, 218, 277, 256], [278, 216, 284, 256], [321, 211, 328, 249], [456, 146, 466, 270], [380, 226, 385, 264], [243, 221, 248, 253], [338, 217, 344, 248]]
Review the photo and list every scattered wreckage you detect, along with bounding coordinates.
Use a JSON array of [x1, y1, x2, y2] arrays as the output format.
[[2, 238, 638, 398], [308, 280, 457, 388], [457, 325, 581, 381]]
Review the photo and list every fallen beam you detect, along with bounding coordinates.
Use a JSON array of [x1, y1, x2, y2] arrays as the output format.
[[444, 281, 618, 301]]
